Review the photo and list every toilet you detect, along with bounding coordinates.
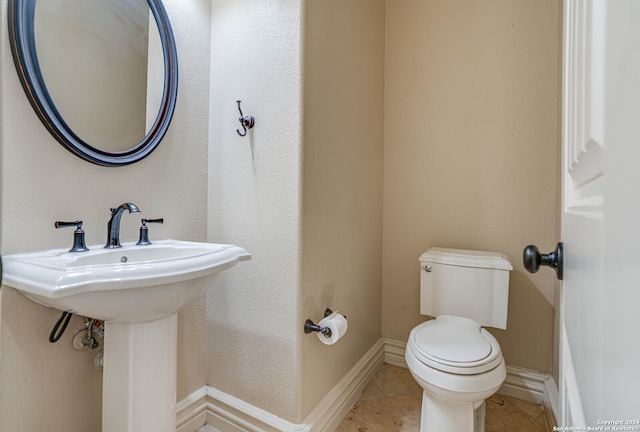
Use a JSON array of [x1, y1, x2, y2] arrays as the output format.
[[405, 247, 513, 432]]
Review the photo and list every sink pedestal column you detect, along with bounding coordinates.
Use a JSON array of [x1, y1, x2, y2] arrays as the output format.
[[102, 314, 178, 432]]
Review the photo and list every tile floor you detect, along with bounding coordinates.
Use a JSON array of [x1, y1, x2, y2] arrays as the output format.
[[336, 364, 548, 432], [197, 364, 548, 432]]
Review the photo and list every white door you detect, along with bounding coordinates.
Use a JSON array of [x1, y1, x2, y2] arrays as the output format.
[[561, 0, 640, 425]]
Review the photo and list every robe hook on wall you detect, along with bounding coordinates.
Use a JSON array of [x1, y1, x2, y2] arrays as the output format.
[[236, 100, 255, 137]]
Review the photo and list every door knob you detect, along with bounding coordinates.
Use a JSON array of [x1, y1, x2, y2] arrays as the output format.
[[522, 242, 564, 280]]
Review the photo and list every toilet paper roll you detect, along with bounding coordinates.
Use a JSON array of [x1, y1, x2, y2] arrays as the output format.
[[317, 311, 348, 345]]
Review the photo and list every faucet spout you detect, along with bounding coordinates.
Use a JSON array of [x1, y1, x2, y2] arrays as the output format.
[[105, 202, 141, 248]]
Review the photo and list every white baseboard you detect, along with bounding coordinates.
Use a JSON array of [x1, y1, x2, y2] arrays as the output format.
[[382, 337, 408, 368], [176, 338, 385, 432], [176, 337, 558, 432], [176, 387, 208, 432], [500, 365, 559, 430], [543, 373, 560, 430], [302, 338, 385, 431]]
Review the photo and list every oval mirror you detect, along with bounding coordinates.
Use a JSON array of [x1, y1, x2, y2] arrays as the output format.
[[7, 0, 178, 167]]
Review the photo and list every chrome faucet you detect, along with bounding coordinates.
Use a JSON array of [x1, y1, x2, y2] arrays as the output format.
[[105, 202, 141, 248]]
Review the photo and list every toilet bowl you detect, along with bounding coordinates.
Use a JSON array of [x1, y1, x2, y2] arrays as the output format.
[[406, 316, 506, 432], [406, 248, 512, 432]]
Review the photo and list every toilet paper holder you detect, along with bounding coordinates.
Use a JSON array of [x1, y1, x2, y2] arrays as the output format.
[[304, 309, 344, 338]]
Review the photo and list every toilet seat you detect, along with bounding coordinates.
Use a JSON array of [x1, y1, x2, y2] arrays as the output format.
[[408, 315, 502, 375]]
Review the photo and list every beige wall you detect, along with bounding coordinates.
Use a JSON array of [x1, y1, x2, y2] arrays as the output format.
[[0, 0, 561, 429], [207, 0, 385, 423], [207, 0, 303, 422], [301, 0, 385, 418], [0, 0, 211, 429], [383, 0, 560, 373]]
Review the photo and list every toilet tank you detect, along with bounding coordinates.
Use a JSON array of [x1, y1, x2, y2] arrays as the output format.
[[419, 247, 513, 329]]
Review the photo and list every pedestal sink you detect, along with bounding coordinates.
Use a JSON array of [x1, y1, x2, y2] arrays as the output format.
[[2, 239, 250, 432]]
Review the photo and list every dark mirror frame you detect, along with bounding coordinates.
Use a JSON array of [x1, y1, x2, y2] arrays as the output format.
[[7, 0, 178, 167]]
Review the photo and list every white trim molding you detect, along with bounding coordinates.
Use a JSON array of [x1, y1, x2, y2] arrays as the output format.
[[176, 387, 208, 432], [501, 365, 559, 430], [177, 338, 385, 432], [176, 338, 558, 432], [382, 337, 408, 368]]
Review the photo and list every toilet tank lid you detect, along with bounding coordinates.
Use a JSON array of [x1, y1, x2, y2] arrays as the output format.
[[419, 247, 513, 271]]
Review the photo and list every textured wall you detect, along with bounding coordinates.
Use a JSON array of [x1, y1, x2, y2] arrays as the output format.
[[301, 0, 385, 419], [207, 0, 303, 422], [383, 0, 561, 373], [0, 1, 562, 429], [0, 0, 211, 429], [207, 0, 385, 422]]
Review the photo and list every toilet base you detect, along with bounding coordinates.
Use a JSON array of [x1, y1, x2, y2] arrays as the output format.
[[420, 392, 486, 432]]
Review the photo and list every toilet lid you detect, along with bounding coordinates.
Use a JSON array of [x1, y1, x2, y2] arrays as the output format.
[[409, 315, 502, 374]]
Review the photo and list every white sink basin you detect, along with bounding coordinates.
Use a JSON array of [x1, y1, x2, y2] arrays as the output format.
[[3, 238, 250, 431], [2, 239, 250, 323]]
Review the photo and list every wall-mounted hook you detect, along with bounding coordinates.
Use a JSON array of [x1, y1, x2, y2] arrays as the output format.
[[236, 100, 255, 137]]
